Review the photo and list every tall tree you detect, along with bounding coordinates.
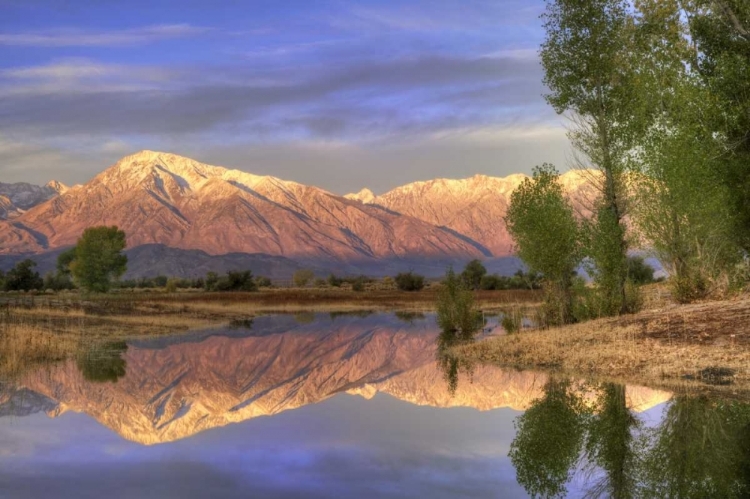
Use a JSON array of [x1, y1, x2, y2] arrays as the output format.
[[506, 164, 580, 324], [688, 1, 750, 251], [541, 0, 639, 314], [70, 226, 128, 293], [628, 0, 742, 301]]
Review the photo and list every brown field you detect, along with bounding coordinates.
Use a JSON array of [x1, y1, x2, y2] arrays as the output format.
[[457, 292, 750, 394]]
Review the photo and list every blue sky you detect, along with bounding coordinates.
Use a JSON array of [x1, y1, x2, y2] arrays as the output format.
[[0, 0, 570, 193]]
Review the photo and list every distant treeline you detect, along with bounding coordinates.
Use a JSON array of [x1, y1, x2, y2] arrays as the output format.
[[0, 253, 558, 294]]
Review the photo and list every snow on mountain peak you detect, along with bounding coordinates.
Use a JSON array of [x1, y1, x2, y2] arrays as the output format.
[[344, 188, 376, 204]]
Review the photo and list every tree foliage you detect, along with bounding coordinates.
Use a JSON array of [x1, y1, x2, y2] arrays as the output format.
[[3, 259, 43, 291], [509, 379, 589, 498], [394, 271, 425, 292], [68, 226, 128, 293], [506, 164, 580, 323], [460, 259, 487, 291], [541, 0, 638, 312]]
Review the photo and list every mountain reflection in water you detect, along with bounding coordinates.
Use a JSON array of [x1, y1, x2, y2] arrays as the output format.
[[0, 312, 745, 498]]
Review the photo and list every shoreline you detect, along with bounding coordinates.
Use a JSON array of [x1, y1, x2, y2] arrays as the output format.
[[455, 293, 750, 396]]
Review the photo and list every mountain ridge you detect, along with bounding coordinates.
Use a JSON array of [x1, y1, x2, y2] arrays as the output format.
[[0, 151, 596, 273]]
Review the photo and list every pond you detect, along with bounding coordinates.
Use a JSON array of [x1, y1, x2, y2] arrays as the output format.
[[0, 312, 748, 498]]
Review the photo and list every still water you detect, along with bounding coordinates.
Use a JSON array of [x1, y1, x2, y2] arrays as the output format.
[[0, 312, 748, 498]]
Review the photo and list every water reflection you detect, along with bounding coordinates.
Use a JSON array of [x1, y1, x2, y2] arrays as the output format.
[[507, 379, 750, 498], [76, 341, 128, 383], [510, 379, 588, 498], [436, 328, 475, 395], [1, 312, 743, 498]]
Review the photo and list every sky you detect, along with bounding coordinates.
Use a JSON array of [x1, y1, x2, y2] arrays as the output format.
[[0, 0, 571, 194]]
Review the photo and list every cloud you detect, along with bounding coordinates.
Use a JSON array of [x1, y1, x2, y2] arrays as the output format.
[[0, 24, 209, 47], [0, 54, 546, 138]]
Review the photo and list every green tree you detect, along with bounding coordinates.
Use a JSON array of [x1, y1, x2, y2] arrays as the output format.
[[541, 0, 640, 314], [460, 259, 487, 290], [70, 226, 128, 293], [687, 1, 750, 253], [509, 379, 589, 498], [630, 0, 741, 301], [293, 269, 315, 288], [394, 271, 425, 291], [56, 247, 76, 277], [4, 259, 43, 291], [506, 164, 581, 324]]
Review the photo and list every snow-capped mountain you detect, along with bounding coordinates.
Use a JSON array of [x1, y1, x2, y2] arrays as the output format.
[[346, 170, 597, 256], [0, 151, 485, 263], [0, 180, 68, 220]]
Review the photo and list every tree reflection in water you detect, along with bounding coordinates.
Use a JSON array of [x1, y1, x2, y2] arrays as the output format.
[[435, 328, 475, 395], [507, 379, 750, 499], [509, 379, 589, 498], [75, 341, 128, 383]]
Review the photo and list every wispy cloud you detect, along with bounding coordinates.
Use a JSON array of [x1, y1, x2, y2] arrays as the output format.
[[0, 24, 209, 47]]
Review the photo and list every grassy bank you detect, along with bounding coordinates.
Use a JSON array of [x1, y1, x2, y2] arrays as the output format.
[[457, 292, 750, 393], [0, 287, 541, 315]]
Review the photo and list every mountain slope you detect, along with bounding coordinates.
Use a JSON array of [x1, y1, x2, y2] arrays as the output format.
[[348, 171, 599, 256], [0, 151, 484, 262], [0, 180, 67, 220]]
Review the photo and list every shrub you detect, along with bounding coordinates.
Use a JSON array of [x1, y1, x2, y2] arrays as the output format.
[[626, 256, 656, 285], [293, 269, 315, 288], [328, 274, 343, 287], [501, 307, 524, 333], [437, 268, 482, 342], [4, 259, 43, 291], [395, 271, 425, 291], [351, 276, 366, 292], [255, 276, 272, 288]]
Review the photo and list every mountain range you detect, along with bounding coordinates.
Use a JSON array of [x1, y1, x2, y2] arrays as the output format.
[[0, 151, 594, 278]]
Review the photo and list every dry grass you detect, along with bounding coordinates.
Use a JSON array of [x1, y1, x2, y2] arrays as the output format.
[[457, 293, 750, 393], [140, 287, 543, 313]]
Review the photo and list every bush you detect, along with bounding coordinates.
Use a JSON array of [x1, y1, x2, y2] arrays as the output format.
[[255, 276, 272, 288], [165, 278, 179, 293], [626, 256, 656, 285], [43, 271, 75, 291], [314, 278, 327, 288], [395, 272, 425, 292], [351, 276, 366, 292], [436, 268, 482, 341], [293, 269, 315, 288], [203, 270, 257, 292], [501, 308, 524, 334], [328, 274, 343, 287]]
